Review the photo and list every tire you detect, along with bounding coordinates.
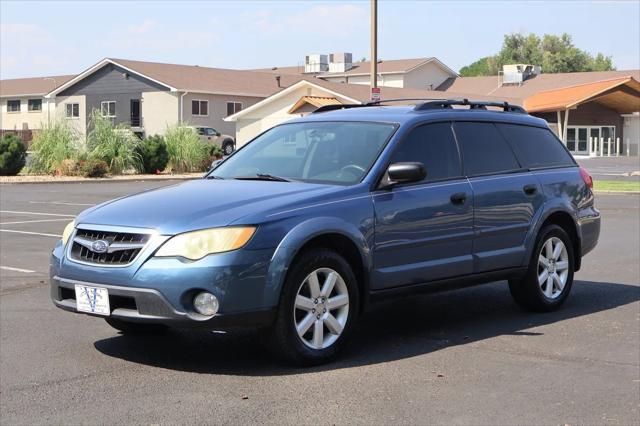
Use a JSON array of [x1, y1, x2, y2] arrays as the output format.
[[222, 140, 234, 156], [509, 224, 575, 312], [265, 248, 359, 366], [105, 318, 168, 335]]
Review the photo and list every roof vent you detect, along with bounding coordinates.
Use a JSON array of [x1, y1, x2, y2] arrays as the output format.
[[304, 54, 328, 73], [328, 53, 353, 73], [501, 64, 541, 86]]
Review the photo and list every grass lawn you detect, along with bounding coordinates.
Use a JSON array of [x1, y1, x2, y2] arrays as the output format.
[[593, 180, 640, 192]]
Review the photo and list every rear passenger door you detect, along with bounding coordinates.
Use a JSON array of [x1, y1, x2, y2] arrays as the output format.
[[453, 121, 545, 273], [372, 122, 474, 289]]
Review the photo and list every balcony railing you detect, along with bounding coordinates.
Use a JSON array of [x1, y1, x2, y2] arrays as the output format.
[[130, 117, 143, 128]]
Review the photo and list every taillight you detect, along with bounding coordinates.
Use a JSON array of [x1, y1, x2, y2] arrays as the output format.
[[579, 166, 593, 189]]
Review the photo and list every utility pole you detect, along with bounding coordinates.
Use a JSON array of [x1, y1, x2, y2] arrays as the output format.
[[370, 0, 378, 100]]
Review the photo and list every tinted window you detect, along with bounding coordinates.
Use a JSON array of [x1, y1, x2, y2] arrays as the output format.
[[453, 122, 520, 175], [497, 124, 575, 168], [390, 122, 461, 182]]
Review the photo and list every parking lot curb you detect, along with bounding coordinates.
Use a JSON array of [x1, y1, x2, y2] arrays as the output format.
[[594, 190, 640, 195]]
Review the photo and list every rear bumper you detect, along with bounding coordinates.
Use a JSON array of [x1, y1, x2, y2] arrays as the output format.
[[578, 206, 601, 257], [50, 276, 275, 329]]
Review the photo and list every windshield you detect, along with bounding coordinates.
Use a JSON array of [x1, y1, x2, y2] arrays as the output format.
[[210, 121, 396, 185]]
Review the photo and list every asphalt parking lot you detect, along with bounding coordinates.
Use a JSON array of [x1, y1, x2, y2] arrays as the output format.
[[1, 181, 639, 425]]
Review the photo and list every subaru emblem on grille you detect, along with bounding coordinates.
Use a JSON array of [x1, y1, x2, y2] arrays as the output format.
[[91, 240, 110, 254]]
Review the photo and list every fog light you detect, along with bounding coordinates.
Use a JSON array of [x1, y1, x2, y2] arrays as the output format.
[[193, 292, 219, 316]]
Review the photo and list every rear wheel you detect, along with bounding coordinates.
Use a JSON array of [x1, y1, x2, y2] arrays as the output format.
[[265, 248, 359, 366], [105, 318, 168, 335], [509, 224, 575, 312]]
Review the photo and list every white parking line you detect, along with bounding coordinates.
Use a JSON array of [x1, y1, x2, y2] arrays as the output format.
[[0, 229, 62, 238], [0, 265, 35, 274], [0, 218, 71, 225], [29, 201, 94, 207], [0, 210, 75, 218]]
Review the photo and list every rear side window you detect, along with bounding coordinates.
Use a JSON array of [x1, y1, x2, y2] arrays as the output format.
[[390, 122, 461, 182], [497, 124, 575, 168], [453, 122, 520, 176]]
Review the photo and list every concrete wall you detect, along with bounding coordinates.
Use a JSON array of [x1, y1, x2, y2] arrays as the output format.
[[54, 95, 88, 138], [0, 97, 51, 130], [404, 62, 454, 90], [233, 85, 355, 146], [142, 91, 179, 136], [180, 92, 264, 136], [622, 114, 639, 156]]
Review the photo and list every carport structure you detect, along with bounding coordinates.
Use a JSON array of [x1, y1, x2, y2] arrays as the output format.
[[524, 76, 640, 156]]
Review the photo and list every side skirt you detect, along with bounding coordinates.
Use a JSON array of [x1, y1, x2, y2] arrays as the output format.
[[368, 267, 527, 304]]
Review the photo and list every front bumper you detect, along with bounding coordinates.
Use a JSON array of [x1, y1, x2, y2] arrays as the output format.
[[51, 275, 275, 328]]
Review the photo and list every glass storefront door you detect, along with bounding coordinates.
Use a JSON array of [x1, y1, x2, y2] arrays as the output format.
[[566, 126, 615, 156]]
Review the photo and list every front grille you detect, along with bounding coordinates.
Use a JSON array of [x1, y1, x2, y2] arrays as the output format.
[[69, 228, 150, 266]]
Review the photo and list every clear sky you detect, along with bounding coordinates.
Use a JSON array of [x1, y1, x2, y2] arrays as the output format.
[[1, 0, 638, 79]]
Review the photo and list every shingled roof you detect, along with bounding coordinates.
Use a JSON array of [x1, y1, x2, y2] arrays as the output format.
[[0, 75, 74, 97]]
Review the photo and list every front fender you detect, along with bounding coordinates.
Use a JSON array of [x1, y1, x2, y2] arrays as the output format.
[[262, 216, 372, 309]]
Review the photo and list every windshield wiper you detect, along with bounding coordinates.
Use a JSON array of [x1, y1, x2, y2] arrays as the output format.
[[234, 173, 292, 182], [205, 175, 225, 180]]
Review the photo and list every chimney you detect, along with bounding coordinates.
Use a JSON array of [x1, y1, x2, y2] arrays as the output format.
[[275, 75, 281, 87]]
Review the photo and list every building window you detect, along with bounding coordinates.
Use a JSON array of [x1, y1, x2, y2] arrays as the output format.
[[28, 99, 42, 112], [65, 103, 79, 118], [192, 100, 208, 116], [7, 100, 20, 112], [101, 101, 116, 117], [226, 101, 243, 117]]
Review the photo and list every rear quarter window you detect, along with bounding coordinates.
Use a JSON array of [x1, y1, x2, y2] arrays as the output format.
[[497, 123, 575, 168], [453, 122, 521, 176]]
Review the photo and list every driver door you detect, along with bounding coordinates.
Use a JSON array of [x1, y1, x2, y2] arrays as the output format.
[[372, 122, 474, 290]]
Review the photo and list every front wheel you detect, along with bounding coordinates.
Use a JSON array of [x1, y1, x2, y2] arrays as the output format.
[[265, 248, 359, 366], [509, 224, 575, 312], [222, 140, 235, 156]]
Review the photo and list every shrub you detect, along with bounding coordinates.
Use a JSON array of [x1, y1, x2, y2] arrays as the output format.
[[58, 159, 78, 176], [78, 159, 109, 178], [164, 124, 209, 173], [87, 110, 141, 174], [0, 134, 27, 176], [136, 135, 169, 173], [29, 120, 81, 174]]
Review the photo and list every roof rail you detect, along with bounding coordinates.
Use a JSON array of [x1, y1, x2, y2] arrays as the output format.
[[312, 104, 365, 114], [312, 98, 449, 114], [414, 99, 527, 113]]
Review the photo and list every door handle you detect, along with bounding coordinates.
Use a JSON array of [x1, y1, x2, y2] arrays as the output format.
[[450, 192, 467, 205], [523, 184, 538, 195]]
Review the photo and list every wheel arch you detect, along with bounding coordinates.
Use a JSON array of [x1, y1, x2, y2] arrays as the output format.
[[266, 218, 372, 314], [534, 209, 582, 271]]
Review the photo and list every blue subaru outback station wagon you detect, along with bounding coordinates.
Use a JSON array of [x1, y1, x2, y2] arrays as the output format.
[[51, 99, 600, 365]]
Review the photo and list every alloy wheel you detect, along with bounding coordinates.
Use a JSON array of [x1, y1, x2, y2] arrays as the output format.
[[293, 267, 349, 350], [537, 236, 569, 299]]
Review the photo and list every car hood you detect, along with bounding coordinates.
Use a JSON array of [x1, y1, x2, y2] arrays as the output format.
[[76, 179, 340, 235]]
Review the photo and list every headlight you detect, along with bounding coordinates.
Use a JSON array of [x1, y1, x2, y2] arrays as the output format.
[[61, 220, 75, 245], [155, 227, 256, 260]]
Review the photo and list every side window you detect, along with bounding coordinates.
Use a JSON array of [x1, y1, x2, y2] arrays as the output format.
[[497, 124, 575, 168], [390, 122, 461, 182], [453, 122, 520, 176]]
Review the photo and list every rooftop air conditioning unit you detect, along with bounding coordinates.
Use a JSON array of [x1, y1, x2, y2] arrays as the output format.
[[328, 53, 353, 73], [304, 54, 328, 74], [501, 64, 541, 85]]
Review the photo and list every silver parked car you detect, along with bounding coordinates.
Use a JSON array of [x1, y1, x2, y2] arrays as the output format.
[[192, 126, 235, 155]]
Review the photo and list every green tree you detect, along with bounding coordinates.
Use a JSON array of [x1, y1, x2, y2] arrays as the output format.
[[459, 32, 615, 76]]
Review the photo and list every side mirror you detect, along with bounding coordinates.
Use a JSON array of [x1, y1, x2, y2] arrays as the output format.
[[384, 162, 426, 187], [210, 159, 224, 170]]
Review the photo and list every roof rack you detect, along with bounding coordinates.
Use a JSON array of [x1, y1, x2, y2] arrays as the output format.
[[312, 98, 451, 114], [312, 98, 527, 114], [414, 99, 527, 113]]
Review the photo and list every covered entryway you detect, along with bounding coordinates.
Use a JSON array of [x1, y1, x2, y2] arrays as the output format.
[[524, 76, 640, 156]]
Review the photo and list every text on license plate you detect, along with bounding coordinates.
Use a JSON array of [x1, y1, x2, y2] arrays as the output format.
[[74, 285, 110, 316]]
